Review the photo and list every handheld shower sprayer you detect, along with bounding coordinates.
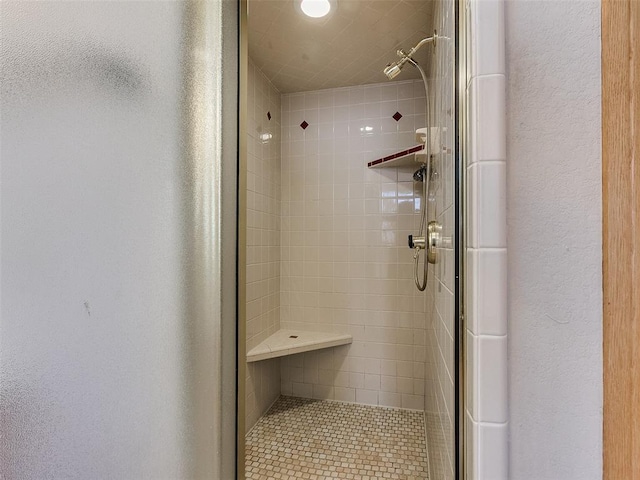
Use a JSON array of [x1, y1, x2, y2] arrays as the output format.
[[383, 33, 437, 79], [382, 32, 438, 292]]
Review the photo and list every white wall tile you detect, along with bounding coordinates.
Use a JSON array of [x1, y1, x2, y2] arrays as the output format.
[[468, 161, 507, 248], [470, 0, 506, 77], [379, 391, 402, 408], [292, 382, 313, 398], [469, 75, 506, 164], [402, 394, 424, 410], [312, 385, 334, 400], [467, 248, 507, 335], [477, 248, 507, 335], [467, 163, 480, 248], [477, 335, 508, 423], [466, 412, 479, 480], [478, 162, 506, 247], [478, 422, 508, 479], [334, 386, 356, 403], [356, 389, 379, 405], [466, 333, 508, 424]]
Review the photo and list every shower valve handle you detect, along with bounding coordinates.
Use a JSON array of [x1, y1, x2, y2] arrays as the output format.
[[408, 234, 426, 249]]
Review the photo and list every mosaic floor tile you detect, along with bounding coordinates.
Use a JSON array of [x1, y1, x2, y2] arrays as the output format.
[[246, 396, 429, 480]]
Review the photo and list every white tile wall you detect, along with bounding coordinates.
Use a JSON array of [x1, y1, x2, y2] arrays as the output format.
[[469, 75, 507, 164], [466, 247, 507, 335], [470, 0, 506, 78], [466, 0, 508, 478], [467, 161, 507, 248], [279, 80, 429, 410], [424, 0, 457, 478], [245, 59, 282, 432]]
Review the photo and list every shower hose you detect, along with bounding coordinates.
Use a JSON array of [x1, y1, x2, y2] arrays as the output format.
[[414, 155, 431, 291], [412, 58, 432, 292]]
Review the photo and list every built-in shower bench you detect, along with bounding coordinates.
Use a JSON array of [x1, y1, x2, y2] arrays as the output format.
[[246, 329, 352, 362]]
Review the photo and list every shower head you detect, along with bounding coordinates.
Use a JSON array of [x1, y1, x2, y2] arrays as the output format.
[[383, 50, 411, 79], [383, 62, 403, 80], [382, 33, 438, 79], [413, 166, 425, 182]]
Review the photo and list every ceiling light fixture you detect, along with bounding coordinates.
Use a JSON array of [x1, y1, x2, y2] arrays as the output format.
[[300, 0, 331, 18]]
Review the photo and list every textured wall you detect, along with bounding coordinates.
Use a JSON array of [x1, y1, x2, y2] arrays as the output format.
[[245, 59, 282, 432], [279, 81, 428, 409], [505, 1, 602, 478]]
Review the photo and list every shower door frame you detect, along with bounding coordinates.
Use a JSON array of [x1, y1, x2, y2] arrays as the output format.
[[237, 0, 248, 478], [455, 0, 467, 478]]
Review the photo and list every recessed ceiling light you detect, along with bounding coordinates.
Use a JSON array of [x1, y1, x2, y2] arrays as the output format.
[[300, 0, 331, 18]]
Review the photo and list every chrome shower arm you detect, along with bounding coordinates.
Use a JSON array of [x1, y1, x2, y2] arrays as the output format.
[[383, 32, 437, 80], [396, 33, 438, 62]]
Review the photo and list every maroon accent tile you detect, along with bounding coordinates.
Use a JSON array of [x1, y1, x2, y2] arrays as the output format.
[[392, 112, 403, 121], [267, 111, 271, 120], [406, 144, 424, 154], [367, 145, 426, 168], [300, 120, 309, 130]]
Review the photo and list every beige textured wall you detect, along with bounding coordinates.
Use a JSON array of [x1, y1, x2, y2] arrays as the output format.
[[505, 1, 602, 478]]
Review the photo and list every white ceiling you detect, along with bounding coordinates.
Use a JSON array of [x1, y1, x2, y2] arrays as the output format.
[[248, 0, 435, 93]]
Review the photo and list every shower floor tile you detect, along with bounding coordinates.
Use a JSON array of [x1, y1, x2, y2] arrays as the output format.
[[245, 396, 429, 479]]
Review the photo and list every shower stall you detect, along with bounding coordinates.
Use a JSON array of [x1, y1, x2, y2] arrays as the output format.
[[1, 0, 508, 477], [240, 0, 462, 478]]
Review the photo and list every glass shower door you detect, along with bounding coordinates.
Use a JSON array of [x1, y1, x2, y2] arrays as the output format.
[[1, 2, 238, 477], [423, 0, 460, 478]]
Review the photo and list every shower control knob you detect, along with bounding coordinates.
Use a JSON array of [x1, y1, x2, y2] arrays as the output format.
[[408, 234, 426, 249], [427, 221, 443, 264]]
